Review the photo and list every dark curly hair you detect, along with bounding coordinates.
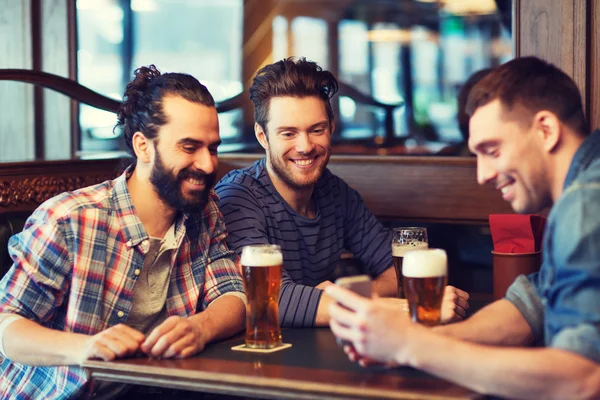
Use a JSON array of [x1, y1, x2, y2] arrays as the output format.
[[249, 57, 339, 133], [115, 65, 215, 158]]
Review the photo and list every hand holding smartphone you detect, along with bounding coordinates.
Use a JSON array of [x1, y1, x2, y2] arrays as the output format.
[[333, 275, 372, 346]]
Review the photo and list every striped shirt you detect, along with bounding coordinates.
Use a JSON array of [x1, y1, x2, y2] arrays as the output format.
[[216, 158, 392, 327], [0, 169, 244, 399]]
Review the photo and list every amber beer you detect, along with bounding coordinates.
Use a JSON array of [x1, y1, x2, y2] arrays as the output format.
[[403, 249, 448, 326], [241, 244, 283, 349], [392, 227, 428, 299], [392, 242, 428, 298]]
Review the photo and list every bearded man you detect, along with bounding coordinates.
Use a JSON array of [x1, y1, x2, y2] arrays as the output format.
[[0, 65, 245, 399]]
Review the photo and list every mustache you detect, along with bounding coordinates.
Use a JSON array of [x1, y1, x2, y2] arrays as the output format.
[[177, 169, 217, 187]]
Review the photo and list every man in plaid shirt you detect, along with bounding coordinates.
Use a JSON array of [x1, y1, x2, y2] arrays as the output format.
[[0, 65, 246, 399]]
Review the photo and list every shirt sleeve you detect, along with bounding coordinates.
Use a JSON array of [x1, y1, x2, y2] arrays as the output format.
[[505, 273, 545, 342], [341, 181, 393, 277], [544, 185, 600, 362], [200, 192, 247, 310], [0, 206, 72, 325], [216, 182, 322, 328]]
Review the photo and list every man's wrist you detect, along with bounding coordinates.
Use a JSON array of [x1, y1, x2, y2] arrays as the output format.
[[188, 312, 211, 346], [394, 323, 425, 368]]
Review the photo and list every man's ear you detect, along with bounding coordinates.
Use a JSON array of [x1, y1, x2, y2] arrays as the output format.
[[533, 111, 561, 153], [255, 123, 269, 151], [132, 131, 152, 163]]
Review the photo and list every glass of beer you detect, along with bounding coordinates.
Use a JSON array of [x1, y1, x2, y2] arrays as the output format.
[[240, 244, 283, 349], [403, 249, 447, 327], [392, 227, 428, 298]]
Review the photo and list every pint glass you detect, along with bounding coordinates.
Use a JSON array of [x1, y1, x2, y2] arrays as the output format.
[[392, 227, 428, 298], [403, 249, 447, 326], [240, 244, 283, 349]]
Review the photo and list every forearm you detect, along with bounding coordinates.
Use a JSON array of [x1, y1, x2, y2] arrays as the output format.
[[3, 317, 89, 366], [406, 329, 600, 399], [190, 295, 245, 343], [434, 299, 534, 346], [315, 291, 333, 326], [371, 266, 396, 297]]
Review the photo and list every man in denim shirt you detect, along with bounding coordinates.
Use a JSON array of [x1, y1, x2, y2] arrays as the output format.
[[326, 57, 600, 399]]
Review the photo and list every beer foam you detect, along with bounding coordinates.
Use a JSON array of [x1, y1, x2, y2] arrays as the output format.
[[402, 249, 447, 278], [392, 241, 428, 257], [241, 248, 283, 267]]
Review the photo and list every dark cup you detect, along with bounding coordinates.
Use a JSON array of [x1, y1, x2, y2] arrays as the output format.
[[492, 251, 542, 300]]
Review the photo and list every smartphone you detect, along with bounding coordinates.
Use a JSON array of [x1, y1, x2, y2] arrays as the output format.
[[334, 275, 372, 346], [335, 275, 372, 298]]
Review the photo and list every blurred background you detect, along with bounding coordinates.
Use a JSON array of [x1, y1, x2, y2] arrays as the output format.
[[74, 0, 513, 156]]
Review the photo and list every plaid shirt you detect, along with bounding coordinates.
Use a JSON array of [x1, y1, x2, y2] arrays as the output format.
[[0, 170, 244, 399]]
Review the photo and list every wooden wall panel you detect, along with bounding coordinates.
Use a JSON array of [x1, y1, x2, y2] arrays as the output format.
[[0, 155, 513, 224], [242, 0, 279, 134], [517, 0, 590, 126], [324, 156, 513, 224], [0, 0, 34, 162], [42, 0, 71, 160]]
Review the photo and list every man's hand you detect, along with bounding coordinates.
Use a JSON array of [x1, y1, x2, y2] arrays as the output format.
[[142, 316, 206, 359], [441, 286, 470, 324], [326, 285, 422, 365], [79, 324, 145, 363], [316, 280, 334, 290]]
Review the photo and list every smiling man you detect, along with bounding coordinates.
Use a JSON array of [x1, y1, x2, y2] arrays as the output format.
[[326, 57, 600, 399], [216, 57, 468, 328], [0, 66, 245, 399]]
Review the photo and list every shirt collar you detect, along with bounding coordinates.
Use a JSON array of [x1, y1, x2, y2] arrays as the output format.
[[563, 130, 600, 190], [111, 167, 149, 248]]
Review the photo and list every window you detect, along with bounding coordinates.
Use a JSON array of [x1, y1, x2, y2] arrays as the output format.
[[76, 0, 243, 155]]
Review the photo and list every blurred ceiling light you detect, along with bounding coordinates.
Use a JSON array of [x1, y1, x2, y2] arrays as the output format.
[[368, 29, 412, 44], [443, 0, 497, 15], [131, 0, 158, 12]]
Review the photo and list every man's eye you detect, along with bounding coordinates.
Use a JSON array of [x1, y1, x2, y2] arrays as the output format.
[[209, 147, 219, 155], [183, 146, 196, 153], [312, 128, 325, 135], [281, 132, 295, 138]]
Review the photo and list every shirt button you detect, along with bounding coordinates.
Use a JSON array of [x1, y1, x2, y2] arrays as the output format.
[[126, 240, 133, 247], [117, 311, 124, 318], [134, 269, 141, 276]]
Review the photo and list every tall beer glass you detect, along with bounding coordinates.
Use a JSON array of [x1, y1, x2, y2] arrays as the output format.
[[403, 249, 447, 326], [392, 227, 428, 298], [241, 244, 283, 349]]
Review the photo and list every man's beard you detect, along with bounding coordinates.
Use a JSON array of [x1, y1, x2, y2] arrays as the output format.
[[268, 150, 330, 190], [149, 151, 216, 214]]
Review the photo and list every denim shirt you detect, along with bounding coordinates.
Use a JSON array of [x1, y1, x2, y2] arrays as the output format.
[[506, 130, 600, 363]]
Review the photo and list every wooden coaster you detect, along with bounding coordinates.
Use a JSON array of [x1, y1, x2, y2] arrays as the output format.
[[231, 343, 292, 353]]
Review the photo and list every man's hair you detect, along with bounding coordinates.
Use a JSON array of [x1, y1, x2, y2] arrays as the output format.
[[115, 65, 215, 158], [457, 68, 493, 141], [249, 57, 339, 133], [466, 56, 588, 136]]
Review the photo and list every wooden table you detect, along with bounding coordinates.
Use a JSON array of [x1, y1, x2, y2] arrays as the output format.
[[84, 328, 483, 400]]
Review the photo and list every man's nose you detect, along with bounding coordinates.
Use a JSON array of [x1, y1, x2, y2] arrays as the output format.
[[476, 157, 497, 186], [193, 148, 216, 175], [295, 132, 316, 154]]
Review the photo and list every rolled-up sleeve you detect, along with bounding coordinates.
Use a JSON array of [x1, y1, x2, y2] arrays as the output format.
[[505, 274, 545, 343], [201, 194, 246, 310], [0, 207, 71, 324], [544, 183, 600, 362]]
